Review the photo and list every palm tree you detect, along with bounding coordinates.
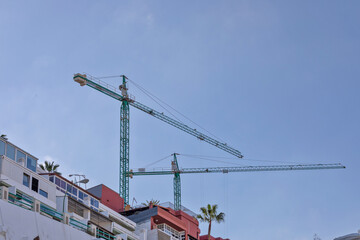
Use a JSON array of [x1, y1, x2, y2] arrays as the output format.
[[141, 199, 160, 207], [39, 161, 59, 173], [196, 204, 225, 240]]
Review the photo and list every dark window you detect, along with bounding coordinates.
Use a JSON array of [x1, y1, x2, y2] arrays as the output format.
[[49, 176, 54, 183], [31, 177, 39, 192], [60, 180, 66, 189], [91, 198, 99, 208], [66, 183, 72, 193], [39, 189, 48, 198], [6, 144, 15, 160], [55, 177, 61, 187], [23, 173, 30, 187], [27, 156, 37, 172], [72, 187, 78, 196], [0, 140, 5, 156], [78, 191, 84, 200]]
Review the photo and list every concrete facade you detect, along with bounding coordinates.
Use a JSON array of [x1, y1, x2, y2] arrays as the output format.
[[0, 199, 94, 240]]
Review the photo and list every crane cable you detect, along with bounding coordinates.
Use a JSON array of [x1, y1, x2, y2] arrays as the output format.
[[127, 78, 184, 123], [143, 154, 173, 169], [126, 77, 227, 143], [95, 75, 230, 145], [180, 153, 312, 164], [139, 153, 312, 171]]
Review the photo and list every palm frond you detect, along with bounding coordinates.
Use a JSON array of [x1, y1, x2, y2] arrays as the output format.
[[39, 164, 45, 171], [215, 212, 225, 223]]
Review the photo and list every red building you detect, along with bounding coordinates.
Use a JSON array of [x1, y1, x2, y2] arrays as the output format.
[[122, 203, 201, 240], [87, 184, 125, 212]]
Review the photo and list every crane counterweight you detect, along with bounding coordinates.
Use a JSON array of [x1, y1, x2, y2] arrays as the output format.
[[74, 73, 87, 86]]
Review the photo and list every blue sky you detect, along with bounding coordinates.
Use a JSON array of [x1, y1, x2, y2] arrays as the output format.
[[1, 1, 359, 239]]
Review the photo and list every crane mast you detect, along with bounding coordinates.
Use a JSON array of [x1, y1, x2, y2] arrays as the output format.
[[119, 75, 130, 203], [172, 153, 181, 211], [74, 73, 244, 204]]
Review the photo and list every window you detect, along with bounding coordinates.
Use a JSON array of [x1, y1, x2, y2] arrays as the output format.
[[6, 144, 15, 160], [31, 177, 39, 192], [78, 191, 84, 200], [66, 183, 72, 193], [16, 150, 26, 164], [72, 187, 78, 196], [39, 189, 48, 198], [23, 173, 30, 187], [0, 140, 5, 156], [49, 176, 54, 183], [60, 180, 66, 189], [26, 156, 37, 172], [55, 177, 61, 187], [91, 198, 99, 208]]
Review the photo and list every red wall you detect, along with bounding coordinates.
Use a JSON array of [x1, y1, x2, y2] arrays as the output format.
[[174, 210, 200, 239], [100, 185, 124, 212], [151, 206, 200, 240]]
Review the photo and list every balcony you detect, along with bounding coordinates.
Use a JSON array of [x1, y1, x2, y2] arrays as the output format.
[[157, 223, 185, 240]]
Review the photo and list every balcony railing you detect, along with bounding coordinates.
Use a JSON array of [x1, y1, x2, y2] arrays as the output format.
[[69, 218, 89, 232], [157, 223, 185, 240], [96, 228, 116, 240], [40, 203, 63, 221], [8, 192, 33, 210]]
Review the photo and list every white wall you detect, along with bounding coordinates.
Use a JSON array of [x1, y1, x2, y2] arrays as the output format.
[[0, 155, 57, 208], [0, 200, 96, 240]]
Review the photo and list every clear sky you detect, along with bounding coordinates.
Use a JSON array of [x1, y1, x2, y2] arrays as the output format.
[[1, 1, 359, 239]]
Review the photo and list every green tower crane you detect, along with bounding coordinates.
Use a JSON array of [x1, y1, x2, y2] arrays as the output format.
[[74, 73, 244, 204], [128, 153, 345, 210]]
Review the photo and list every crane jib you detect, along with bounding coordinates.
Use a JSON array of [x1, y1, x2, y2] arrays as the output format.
[[126, 163, 345, 176], [74, 73, 243, 158]]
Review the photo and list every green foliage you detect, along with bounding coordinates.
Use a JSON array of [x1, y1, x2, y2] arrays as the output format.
[[141, 199, 160, 206], [197, 204, 225, 240], [39, 161, 59, 173]]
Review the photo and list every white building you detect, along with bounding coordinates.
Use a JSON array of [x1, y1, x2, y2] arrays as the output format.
[[0, 137, 139, 240]]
